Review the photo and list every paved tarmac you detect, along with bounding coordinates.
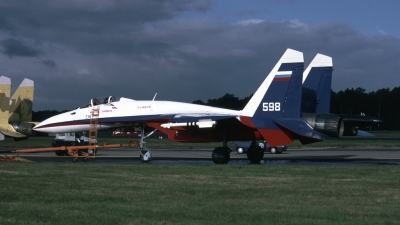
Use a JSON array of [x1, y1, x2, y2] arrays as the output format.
[[2, 147, 400, 165]]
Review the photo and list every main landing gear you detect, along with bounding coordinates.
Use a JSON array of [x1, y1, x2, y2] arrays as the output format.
[[212, 133, 231, 164], [211, 141, 265, 164]]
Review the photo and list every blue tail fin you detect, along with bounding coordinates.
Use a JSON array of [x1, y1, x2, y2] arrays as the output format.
[[302, 54, 333, 113]]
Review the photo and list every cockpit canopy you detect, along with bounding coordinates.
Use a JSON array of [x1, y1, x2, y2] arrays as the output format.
[[81, 96, 116, 108]]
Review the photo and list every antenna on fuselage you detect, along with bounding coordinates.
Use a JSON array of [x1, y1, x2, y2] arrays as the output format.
[[152, 93, 157, 101]]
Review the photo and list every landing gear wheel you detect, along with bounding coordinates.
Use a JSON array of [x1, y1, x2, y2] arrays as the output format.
[[140, 150, 152, 163], [212, 147, 230, 164], [247, 145, 264, 164]]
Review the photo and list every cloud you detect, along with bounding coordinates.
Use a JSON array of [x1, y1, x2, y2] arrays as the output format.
[[0, 38, 41, 57], [236, 19, 265, 26], [288, 19, 308, 29], [378, 29, 388, 35], [0, 0, 211, 55], [42, 59, 56, 68], [77, 68, 91, 76]]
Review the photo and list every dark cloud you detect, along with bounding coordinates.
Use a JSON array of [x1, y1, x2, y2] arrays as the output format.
[[42, 59, 56, 68], [0, 38, 41, 57], [0, 16, 14, 31], [0, 1, 399, 110], [0, 0, 211, 56]]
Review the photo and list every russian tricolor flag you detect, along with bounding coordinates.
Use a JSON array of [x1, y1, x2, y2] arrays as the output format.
[[273, 71, 292, 82]]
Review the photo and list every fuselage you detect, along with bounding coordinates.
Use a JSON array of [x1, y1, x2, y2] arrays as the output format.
[[33, 98, 241, 134]]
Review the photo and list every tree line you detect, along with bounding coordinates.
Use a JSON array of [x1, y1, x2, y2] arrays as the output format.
[[32, 87, 400, 130]]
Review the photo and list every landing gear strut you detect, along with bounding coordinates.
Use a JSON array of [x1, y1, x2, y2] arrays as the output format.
[[139, 123, 157, 163]]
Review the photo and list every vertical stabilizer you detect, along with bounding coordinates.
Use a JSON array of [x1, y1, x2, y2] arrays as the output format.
[[302, 54, 333, 113], [242, 48, 304, 119], [9, 78, 34, 122], [239, 49, 305, 146], [0, 76, 11, 124]]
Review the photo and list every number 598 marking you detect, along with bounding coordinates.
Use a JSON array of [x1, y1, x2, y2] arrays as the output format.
[[262, 102, 280, 111]]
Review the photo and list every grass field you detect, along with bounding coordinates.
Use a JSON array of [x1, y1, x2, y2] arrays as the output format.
[[0, 164, 399, 225], [1, 132, 400, 224]]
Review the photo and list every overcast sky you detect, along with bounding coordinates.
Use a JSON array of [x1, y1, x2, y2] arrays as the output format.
[[1, 0, 400, 110]]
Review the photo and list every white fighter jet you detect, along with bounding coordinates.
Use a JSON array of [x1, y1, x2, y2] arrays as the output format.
[[33, 49, 326, 164]]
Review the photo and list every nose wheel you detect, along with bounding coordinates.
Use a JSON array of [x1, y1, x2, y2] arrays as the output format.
[[140, 150, 152, 163]]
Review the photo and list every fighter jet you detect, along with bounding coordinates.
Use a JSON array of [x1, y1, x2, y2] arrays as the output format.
[[0, 76, 36, 141], [33, 48, 327, 164]]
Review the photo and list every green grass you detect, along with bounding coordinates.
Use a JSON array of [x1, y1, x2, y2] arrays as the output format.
[[0, 164, 399, 225]]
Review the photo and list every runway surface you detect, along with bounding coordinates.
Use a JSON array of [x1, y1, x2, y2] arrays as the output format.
[[2, 147, 400, 165]]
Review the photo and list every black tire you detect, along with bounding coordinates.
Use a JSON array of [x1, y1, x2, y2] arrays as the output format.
[[247, 145, 264, 163], [212, 147, 230, 164]]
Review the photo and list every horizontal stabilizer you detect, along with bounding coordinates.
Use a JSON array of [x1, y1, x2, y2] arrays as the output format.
[[273, 118, 327, 144]]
